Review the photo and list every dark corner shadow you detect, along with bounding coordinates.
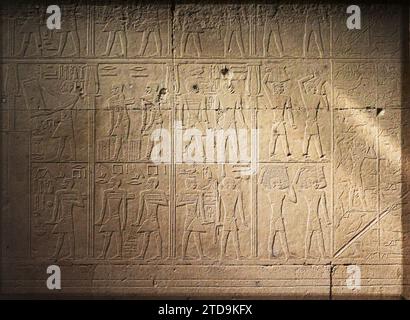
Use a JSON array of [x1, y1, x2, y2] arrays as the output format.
[[401, 3, 410, 300]]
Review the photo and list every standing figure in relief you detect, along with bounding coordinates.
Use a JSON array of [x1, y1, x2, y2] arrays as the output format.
[[303, 5, 325, 57], [102, 5, 127, 57], [17, 6, 42, 56], [223, 5, 247, 57], [177, 178, 210, 260], [297, 167, 330, 259], [179, 81, 209, 130], [262, 6, 284, 57], [298, 73, 329, 159], [214, 75, 248, 167], [178, 81, 209, 159], [52, 81, 80, 161], [140, 84, 166, 160], [105, 84, 130, 161], [134, 177, 168, 260], [133, 4, 162, 57], [348, 139, 377, 211], [177, 5, 203, 57], [47, 178, 84, 259], [55, 4, 80, 56], [259, 166, 301, 259], [262, 72, 296, 158], [216, 177, 247, 260], [96, 178, 127, 259], [18, 5, 42, 57]]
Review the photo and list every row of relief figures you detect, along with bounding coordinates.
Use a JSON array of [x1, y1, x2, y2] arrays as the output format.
[[0, 60, 402, 163], [18, 158, 402, 263], [0, 3, 402, 58], [2, 104, 404, 262]]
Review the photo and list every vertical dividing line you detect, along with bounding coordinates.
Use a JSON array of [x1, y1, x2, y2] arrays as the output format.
[[329, 12, 335, 298], [86, 5, 89, 57], [252, 97, 258, 258], [169, 1, 176, 259], [28, 127, 32, 258], [377, 115, 381, 261], [88, 5, 95, 57], [169, 63, 176, 259], [249, 4, 256, 57], [86, 4, 96, 258], [329, 265, 333, 300], [250, 4, 258, 258], [10, 92, 15, 131], [400, 4, 409, 294], [330, 15, 334, 260], [376, 61, 382, 261], [88, 96, 96, 258], [1, 132, 5, 283], [8, 16, 14, 56], [8, 14, 16, 130], [168, 1, 172, 57]]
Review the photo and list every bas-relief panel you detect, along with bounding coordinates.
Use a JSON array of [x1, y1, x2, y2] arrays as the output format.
[[0, 2, 408, 298]]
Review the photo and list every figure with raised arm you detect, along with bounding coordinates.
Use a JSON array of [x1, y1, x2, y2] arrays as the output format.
[[298, 73, 329, 158], [259, 166, 302, 259]]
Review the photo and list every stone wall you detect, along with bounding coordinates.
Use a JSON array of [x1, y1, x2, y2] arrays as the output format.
[[1, 1, 409, 298]]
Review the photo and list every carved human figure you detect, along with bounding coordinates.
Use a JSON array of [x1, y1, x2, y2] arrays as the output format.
[[179, 81, 209, 130], [105, 84, 130, 161], [262, 7, 284, 57], [102, 6, 127, 57], [95, 178, 127, 259], [177, 6, 203, 57], [214, 76, 248, 166], [201, 166, 218, 193], [262, 74, 296, 158], [177, 178, 210, 260], [133, 4, 162, 56], [303, 6, 325, 57], [217, 177, 247, 260], [298, 73, 329, 158], [223, 5, 248, 57], [51, 81, 80, 161], [55, 4, 80, 56], [259, 166, 300, 259], [134, 177, 168, 260], [3, 64, 19, 130], [297, 167, 330, 259], [17, 6, 42, 56], [178, 81, 209, 158], [348, 139, 377, 211], [140, 84, 166, 160], [47, 178, 84, 259]]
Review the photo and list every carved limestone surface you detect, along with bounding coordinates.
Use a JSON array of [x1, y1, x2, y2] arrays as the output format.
[[0, 1, 409, 298]]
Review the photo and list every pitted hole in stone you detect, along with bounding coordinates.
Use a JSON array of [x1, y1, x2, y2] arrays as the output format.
[[377, 108, 385, 116], [221, 67, 229, 76], [158, 88, 167, 100]]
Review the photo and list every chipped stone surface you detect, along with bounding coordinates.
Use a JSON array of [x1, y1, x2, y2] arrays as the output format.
[[0, 1, 409, 298]]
